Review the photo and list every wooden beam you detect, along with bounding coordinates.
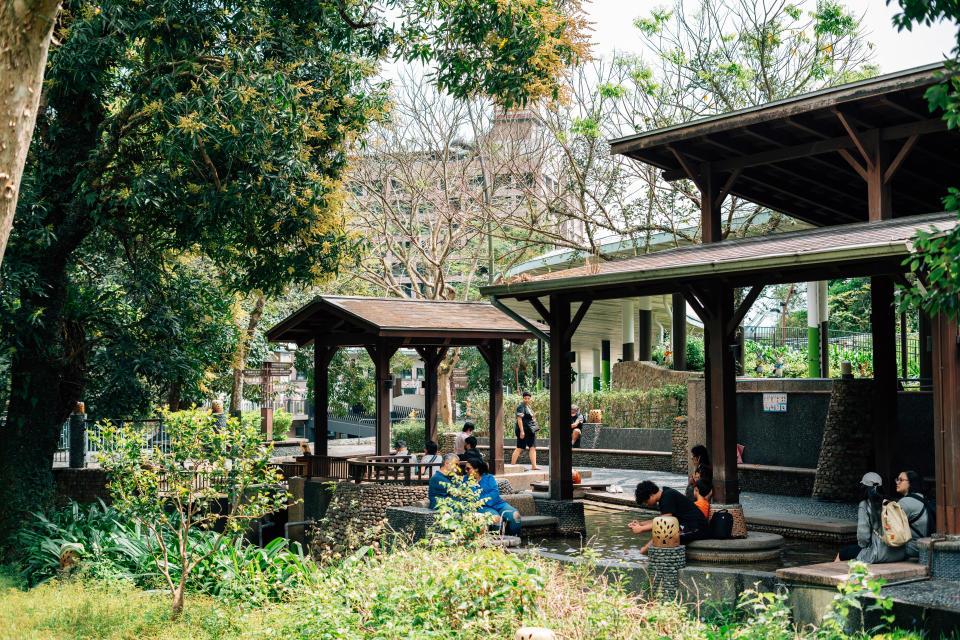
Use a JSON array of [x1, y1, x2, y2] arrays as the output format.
[[884, 134, 918, 184], [728, 285, 764, 336], [714, 169, 741, 209], [871, 275, 899, 484], [681, 285, 711, 323], [838, 149, 868, 180], [668, 145, 698, 181], [483, 340, 505, 475], [548, 295, 573, 500], [528, 297, 550, 324], [932, 312, 960, 533], [833, 109, 874, 169], [564, 299, 593, 343], [313, 345, 337, 456], [672, 292, 687, 371]]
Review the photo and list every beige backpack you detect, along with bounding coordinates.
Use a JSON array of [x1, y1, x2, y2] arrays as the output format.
[[879, 500, 912, 547]]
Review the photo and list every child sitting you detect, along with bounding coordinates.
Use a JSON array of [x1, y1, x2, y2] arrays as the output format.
[[693, 478, 713, 520]]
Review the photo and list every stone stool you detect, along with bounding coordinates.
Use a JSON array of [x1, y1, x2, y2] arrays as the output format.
[[648, 515, 685, 597], [710, 503, 748, 538]]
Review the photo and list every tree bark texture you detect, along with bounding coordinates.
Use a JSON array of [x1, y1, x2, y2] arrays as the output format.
[[0, 0, 62, 265], [437, 348, 459, 427], [229, 294, 266, 414]]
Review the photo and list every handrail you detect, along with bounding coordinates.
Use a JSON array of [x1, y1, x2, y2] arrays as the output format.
[[346, 455, 443, 485]]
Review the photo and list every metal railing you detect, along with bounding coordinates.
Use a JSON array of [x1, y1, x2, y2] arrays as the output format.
[[743, 325, 919, 363], [55, 417, 170, 465]]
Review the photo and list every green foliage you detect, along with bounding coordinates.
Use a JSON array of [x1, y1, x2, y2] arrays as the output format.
[[893, 1, 960, 321], [828, 278, 873, 332], [390, 420, 427, 454], [271, 409, 294, 439], [95, 408, 290, 615], [651, 337, 705, 371], [820, 560, 896, 636], [428, 471, 496, 545]]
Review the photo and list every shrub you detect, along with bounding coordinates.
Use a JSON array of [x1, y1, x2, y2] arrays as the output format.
[[390, 420, 427, 454], [272, 409, 294, 438]]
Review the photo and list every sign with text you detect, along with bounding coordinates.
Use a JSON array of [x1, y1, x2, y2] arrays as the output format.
[[762, 393, 788, 413]]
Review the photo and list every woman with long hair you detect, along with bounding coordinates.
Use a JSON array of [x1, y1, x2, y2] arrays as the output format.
[[836, 472, 905, 564], [686, 444, 713, 500]]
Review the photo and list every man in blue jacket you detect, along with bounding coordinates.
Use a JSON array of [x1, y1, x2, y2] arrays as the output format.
[[428, 453, 462, 509]]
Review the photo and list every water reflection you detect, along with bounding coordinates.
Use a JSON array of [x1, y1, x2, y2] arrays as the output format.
[[528, 505, 836, 571]]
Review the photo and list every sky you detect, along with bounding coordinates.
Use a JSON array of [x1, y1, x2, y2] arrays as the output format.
[[584, 0, 957, 73]]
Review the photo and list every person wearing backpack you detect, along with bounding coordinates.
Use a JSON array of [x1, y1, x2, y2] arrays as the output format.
[[896, 470, 933, 558], [835, 472, 906, 564]]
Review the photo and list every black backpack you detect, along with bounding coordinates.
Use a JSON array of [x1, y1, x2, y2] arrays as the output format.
[[709, 510, 733, 539], [907, 493, 936, 536]]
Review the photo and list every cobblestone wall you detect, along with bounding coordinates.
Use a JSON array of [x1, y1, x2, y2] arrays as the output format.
[[739, 467, 814, 497], [812, 379, 876, 502], [311, 482, 428, 556], [52, 468, 111, 505], [612, 361, 702, 391], [672, 418, 688, 474]]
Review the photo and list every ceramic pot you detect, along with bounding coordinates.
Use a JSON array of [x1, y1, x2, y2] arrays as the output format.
[[651, 515, 681, 547]]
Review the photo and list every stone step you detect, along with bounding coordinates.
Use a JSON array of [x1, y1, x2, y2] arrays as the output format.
[[499, 470, 549, 492], [776, 560, 927, 587]]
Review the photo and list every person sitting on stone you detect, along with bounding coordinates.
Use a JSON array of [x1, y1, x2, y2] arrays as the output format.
[[459, 435, 482, 464], [393, 440, 417, 464], [570, 404, 585, 448], [428, 453, 461, 509], [629, 480, 708, 554], [692, 478, 712, 520], [836, 472, 906, 564], [465, 458, 521, 536], [686, 444, 713, 500], [454, 422, 474, 455], [420, 440, 443, 469], [896, 470, 930, 559]]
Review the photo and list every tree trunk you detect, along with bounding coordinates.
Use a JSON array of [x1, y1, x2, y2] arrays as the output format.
[[437, 348, 459, 426], [0, 0, 62, 265], [0, 270, 82, 544], [171, 585, 184, 618], [229, 293, 266, 414], [167, 382, 182, 412]]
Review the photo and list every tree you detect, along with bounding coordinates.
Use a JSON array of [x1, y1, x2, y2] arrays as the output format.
[[96, 408, 288, 617], [487, 0, 877, 268], [0, 0, 589, 544], [0, 0, 61, 266], [892, 1, 960, 320]]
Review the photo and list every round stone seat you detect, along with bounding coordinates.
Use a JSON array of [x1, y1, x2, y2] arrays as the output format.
[[686, 532, 784, 563]]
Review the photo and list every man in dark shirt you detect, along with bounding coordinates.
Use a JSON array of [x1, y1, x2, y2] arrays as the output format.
[[459, 436, 484, 466], [511, 391, 539, 469], [428, 454, 462, 509], [628, 480, 708, 554]]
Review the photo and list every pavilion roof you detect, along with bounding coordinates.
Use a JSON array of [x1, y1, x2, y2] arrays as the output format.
[[481, 213, 958, 302], [609, 64, 960, 227], [266, 295, 539, 347]]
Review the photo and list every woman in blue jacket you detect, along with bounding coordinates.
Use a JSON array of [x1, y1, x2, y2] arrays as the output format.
[[465, 458, 521, 536]]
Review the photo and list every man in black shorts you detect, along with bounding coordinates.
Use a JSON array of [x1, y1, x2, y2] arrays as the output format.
[[511, 391, 539, 469], [628, 480, 708, 554]]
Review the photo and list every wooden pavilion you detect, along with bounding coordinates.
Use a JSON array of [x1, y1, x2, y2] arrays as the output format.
[[265, 295, 538, 473], [481, 64, 960, 533]]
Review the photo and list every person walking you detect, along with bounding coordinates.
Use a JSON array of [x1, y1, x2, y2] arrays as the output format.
[[511, 391, 539, 469]]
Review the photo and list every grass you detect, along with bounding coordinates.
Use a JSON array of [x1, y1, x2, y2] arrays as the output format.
[[0, 579, 242, 640]]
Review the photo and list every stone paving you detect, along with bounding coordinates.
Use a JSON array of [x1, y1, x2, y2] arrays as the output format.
[[325, 440, 859, 522]]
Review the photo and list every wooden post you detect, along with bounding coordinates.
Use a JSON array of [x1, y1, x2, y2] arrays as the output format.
[[549, 295, 573, 500], [920, 311, 933, 389], [415, 347, 446, 447], [932, 313, 960, 534], [479, 340, 505, 475], [701, 286, 739, 504], [672, 293, 687, 370], [637, 307, 653, 361], [367, 340, 398, 456], [313, 345, 337, 457], [871, 275, 898, 484], [900, 311, 908, 380]]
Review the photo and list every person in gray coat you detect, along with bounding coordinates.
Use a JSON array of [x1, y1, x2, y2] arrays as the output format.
[[836, 472, 906, 564], [896, 470, 930, 558]]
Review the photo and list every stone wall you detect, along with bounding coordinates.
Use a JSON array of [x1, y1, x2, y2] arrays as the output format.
[[612, 361, 702, 391], [311, 481, 428, 556], [739, 465, 815, 497], [672, 417, 688, 474], [52, 468, 110, 505], [812, 379, 876, 502]]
